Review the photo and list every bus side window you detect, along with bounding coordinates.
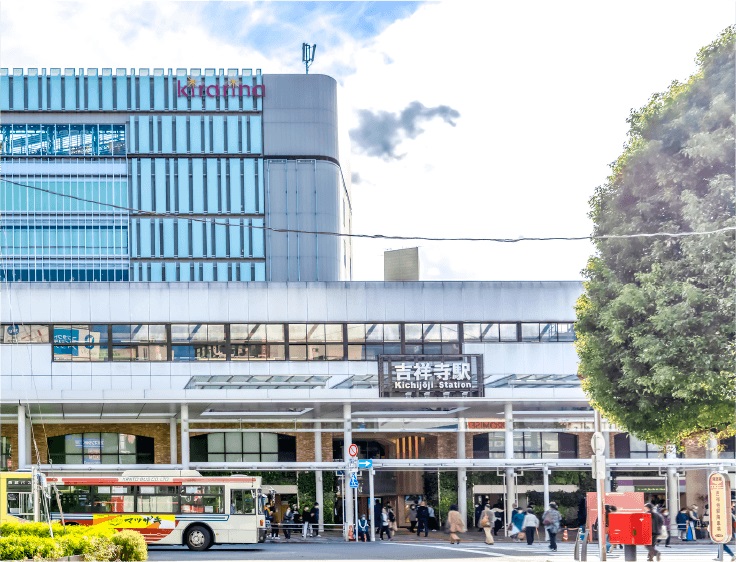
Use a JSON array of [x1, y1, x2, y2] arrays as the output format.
[[230, 490, 255, 515]]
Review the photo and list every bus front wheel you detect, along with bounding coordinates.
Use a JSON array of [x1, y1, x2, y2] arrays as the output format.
[[185, 525, 211, 551]]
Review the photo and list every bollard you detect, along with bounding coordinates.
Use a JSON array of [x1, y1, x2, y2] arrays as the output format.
[[574, 528, 588, 561], [623, 544, 636, 561]]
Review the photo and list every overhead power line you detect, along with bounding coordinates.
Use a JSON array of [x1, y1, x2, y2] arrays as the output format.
[[1, 176, 734, 243]]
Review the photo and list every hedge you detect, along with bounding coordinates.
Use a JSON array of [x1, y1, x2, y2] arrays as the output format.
[[0, 521, 147, 561]]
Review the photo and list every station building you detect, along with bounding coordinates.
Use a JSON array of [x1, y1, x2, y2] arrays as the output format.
[[0, 69, 732, 533]]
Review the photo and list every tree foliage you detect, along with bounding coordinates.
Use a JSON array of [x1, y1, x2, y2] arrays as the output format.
[[576, 27, 736, 445]]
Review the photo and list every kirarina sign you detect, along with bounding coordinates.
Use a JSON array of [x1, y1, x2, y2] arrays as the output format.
[[177, 78, 265, 98]]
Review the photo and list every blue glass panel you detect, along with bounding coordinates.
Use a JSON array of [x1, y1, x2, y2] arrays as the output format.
[[254, 262, 265, 281], [153, 72, 164, 110], [243, 159, 256, 214], [175, 116, 187, 152], [216, 262, 228, 280], [87, 73, 99, 110], [138, 116, 150, 152], [212, 117, 224, 152], [116, 69, 127, 110], [204, 73, 216, 111], [63, 70, 76, 111], [203, 263, 214, 281], [13, 70, 25, 110], [139, 73, 151, 110], [206, 159, 218, 213], [154, 159, 166, 212], [0, 70, 9, 110], [227, 116, 238, 153], [252, 218, 264, 258], [161, 117, 172, 152], [163, 219, 174, 257], [150, 263, 163, 281], [27, 70, 39, 110], [139, 159, 152, 211], [191, 160, 204, 212], [178, 220, 189, 257], [165, 262, 176, 280], [250, 115, 262, 153], [139, 219, 152, 257], [229, 159, 242, 213], [179, 262, 190, 281], [49, 71, 62, 110], [190, 116, 201, 153], [229, 220, 241, 257], [176, 69, 188, 110], [215, 223, 226, 258], [101, 70, 113, 110], [257, 159, 264, 213], [177, 159, 189, 213], [192, 221, 203, 257]]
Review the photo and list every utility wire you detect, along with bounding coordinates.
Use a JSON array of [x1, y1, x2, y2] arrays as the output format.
[[1, 176, 735, 243]]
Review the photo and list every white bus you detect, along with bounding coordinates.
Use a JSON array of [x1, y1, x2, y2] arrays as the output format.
[[41, 470, 267, 549]]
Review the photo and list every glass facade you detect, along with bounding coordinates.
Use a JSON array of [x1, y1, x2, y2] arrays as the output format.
[[0, 68, 266, 282]]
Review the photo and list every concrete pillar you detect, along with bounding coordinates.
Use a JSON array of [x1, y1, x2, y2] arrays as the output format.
[[504, 403, 516, 531], [169, 417, 178, 465], [315, 422, 324, 533], [343, 404, 353, 541], [707, 434, 719, 459], [666, 445, 680, 536], [17, 404, 27, 469], [180, 404, 190, 469], [457, 417, 467, 526]]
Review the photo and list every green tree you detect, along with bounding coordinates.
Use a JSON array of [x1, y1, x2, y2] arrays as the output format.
[[576, 26, 736, 446]]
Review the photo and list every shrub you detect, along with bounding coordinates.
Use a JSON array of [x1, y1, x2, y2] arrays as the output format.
[[0, 535, 63, 560], [82, 535, 118, 562], [111, 530, 148, 561]]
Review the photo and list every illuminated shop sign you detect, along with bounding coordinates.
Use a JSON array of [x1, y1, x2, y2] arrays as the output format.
[[378, 354, 484, 398], [177, 78, 265, 98]]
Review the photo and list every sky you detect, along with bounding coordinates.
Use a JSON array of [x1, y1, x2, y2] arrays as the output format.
[[0, 0, 733, 281]]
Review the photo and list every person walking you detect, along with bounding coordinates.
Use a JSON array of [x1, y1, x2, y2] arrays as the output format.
[[302, 505, 312, 538], [676, 507, 689, 539], [447, 504, 466, 544], [492, 503, 504, 536], [417, 501, 430, 537], [660, 508, 671, 548], [522, 508, 540, 546], [374, 502, 383, 536], [687, 504, 699, 541], [380, 507, 392, 540], [480, 503, 495, 545], [310, 503, 320, 537], [474, 500, 484, 532], [644, 502, 663, 562], [282, 506, 294, 540], [408, 504, 418, 532], [387, 505, 397, 534], [357, 514, 369, 542], [428, 504, 437, 531], [542, 501, 561, 552], [510, 507, 525, 540]]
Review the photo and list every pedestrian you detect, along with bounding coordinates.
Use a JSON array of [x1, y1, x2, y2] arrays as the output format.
[[357, 514, 369, 542], [510, 507, 525, 540], [492, 503, 504, 536], [408, 503, 418, 532], [282, 506, 294, 540], [302, 505, 311, 538], [387, 505, 397, 534], [374, 501, 383, 535], [702, 503, 710, 529], [644, 502, 663, 562], [676, 507, 688, 539], [447, 504, 465, 544], [417, 501, 430, 537], [480, 503, 495, 545], [660, 508, 671, 547], [427, 504, 437, 531], [522, 507, 539, 546], [310, 502, 320, 537], [380, 507, 392, 540], [687, 504, 699, 541], [474, 500, 484, 533], [542, 501, 561, 552]]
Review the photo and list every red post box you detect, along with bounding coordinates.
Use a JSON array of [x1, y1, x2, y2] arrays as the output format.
[[607, 512, 652, 545]]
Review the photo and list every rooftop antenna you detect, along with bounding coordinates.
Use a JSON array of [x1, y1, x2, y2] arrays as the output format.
[[302, 42, 316, 74]]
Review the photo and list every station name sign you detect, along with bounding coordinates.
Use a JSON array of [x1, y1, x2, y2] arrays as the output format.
[[378, 354, 484, 398], [177, 78, 265, 98]]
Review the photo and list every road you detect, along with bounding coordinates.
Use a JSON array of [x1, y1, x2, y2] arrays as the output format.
[[148, 538, 728, 561]]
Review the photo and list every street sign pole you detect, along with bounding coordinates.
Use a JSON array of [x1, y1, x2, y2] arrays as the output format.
[[369, 467, 376, 542], [593, 411, 607, 562]]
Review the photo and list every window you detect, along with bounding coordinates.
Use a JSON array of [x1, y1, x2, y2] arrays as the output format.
[[181, 485, 225, 514], [190, 432, 296, 463], [92, 485, 135, 513], [1, 325, 49, 343], [111, 324, 167, 361], [614, 433, 666, 459], [230, 489, 256, 515], [0, 436, 11, 470], [47, 433, 153, 464], [720, 437, 736, 459], [288, 323, 345, 361], [474, 432, 577, 459], [137, 485, 179, 513], [171, 323, 226, 361], [0, 124, 125, 156], [52, 325, 108, 361], [402, 323, 460, 354]]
